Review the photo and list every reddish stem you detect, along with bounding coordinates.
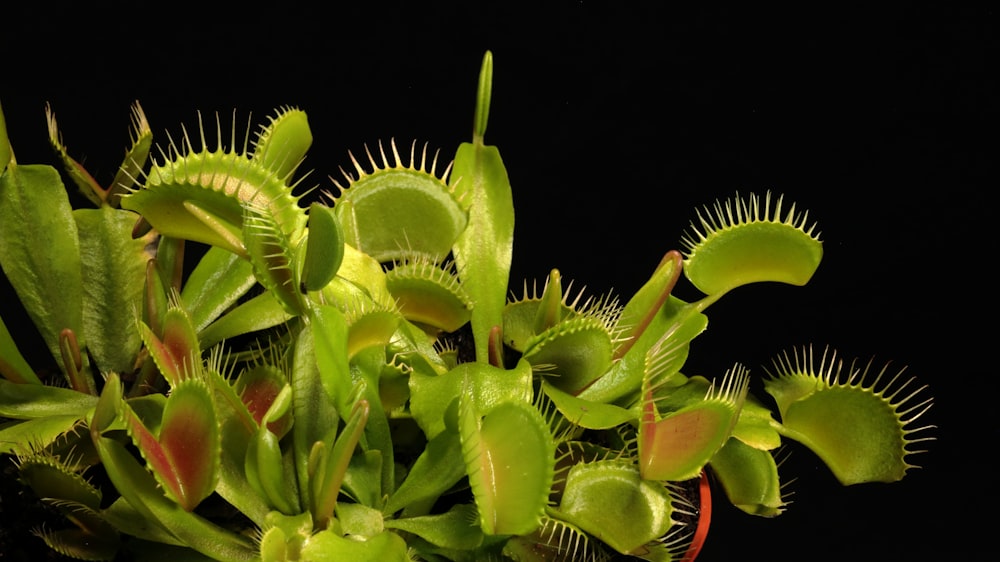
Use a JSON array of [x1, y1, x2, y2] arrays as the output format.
[[684, 470, 712, 561]]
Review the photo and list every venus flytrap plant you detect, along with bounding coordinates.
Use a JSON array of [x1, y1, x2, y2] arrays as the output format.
[[0, 50, 934, 561]]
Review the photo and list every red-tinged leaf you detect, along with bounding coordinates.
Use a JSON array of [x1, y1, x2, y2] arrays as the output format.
[[124, 379, 219, 511], [639, 368, 749, 481], [160, 307, 201, 377], [140, 307, 201, 387], [461, 399, 554, 536], [92, 424, 257, 560], [160, 380, 219, 510], [639, 393, 730, 482], [614, 251, 682, 359], [235, 365, 291, 437], [123, 402, 180, 502]]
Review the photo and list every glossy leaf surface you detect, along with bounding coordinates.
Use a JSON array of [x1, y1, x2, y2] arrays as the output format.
[[709, 437, 785, 516], [682, 192, 823, 296], [556, 461, 674, 555], [461, 399, 554, 536], [123, 378, 220, 511], [451, 51, 515, 362]]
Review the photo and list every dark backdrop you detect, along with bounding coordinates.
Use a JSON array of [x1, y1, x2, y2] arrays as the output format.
[[2, 3, 993, 560]]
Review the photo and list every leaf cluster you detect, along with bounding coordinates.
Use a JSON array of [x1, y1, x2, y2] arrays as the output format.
[[0, 52, 933, 561]]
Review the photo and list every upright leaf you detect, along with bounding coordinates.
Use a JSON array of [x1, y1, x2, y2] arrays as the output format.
[[251, 106, 312, 181], [76, 206, 154, 375], [0, 164, 87, 383], [451, 51, 515, 362]]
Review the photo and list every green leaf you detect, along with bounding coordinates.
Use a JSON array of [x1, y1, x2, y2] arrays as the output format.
[[290, 323, 341, 512], [336, 502, 385, 539], [331, 143, 467, 265], [300, 202, 344, 292], [0, 378, 97, 419], [342, 450, 383, 509], [451, 51, 515, 363], [318, 242, 394, 309], [180, 245, 256, 333], [210, 366, 272, 524], [532, 268, 566, 333], [461, 399, 554, 536], [682, 192, 823, 296], [0, 164, 86, 382], [310, 304, 354, 414], [107, 101, 153, 207], [0, 99, 11, 174], [638, 368, 749, 481], [383, 504, 484, 550], [251, 106, 313, 180], [299, 529, 409, 562], [709, 437, 785, 516], [0, 415, 85, 455], [0, 313, 41, 384], [763, 347, 934, 484], [102, 497, 186, 546], [95, 437, 256, 561], [142, 259, 169, 341], [383, 426, 465, 515], [540, 380, 635, 430], [409, 359, 533, 440], [45, 104, 107, 206], [198, 290, 293, 350], [75, 206, 152, 375], [348, 347, 396, 500], [92, 374, 257, 561], [311, 399, 369, 529], [246, 414, 299, 515], [555, 461, 674, 555]]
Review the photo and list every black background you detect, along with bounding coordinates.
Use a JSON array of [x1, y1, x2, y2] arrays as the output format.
[[1, 3, 993, 560]]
